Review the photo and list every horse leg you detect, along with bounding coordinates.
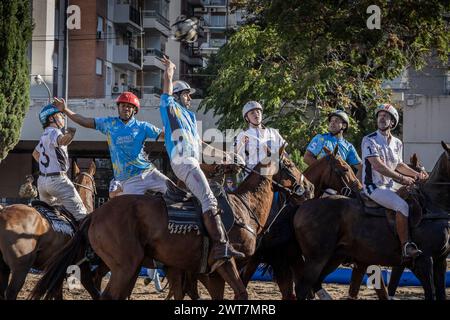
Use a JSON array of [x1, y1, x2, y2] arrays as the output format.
[[98, 248, 143, 299], [4, 248, 36, 300], [0, 256, 10, 300], [295, 258, 329, 300], [387, 266, 405, 299], [347, 263, 388, 300], [411, 255, 435, 300], [80, 262, 101, 300], [272, 263, 295, 300], [433, 257, 447, 301], [205, 271, 226, 299], [240, 256, 260, 287], [6, 266, 32, 300], [165, 268, 185, 300], [216, 259, 248, 300]]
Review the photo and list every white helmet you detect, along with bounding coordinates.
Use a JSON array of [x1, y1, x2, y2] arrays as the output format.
[[242, 101, 263, 119], [173, 80, 196, 95], [376, 103, 399, 129]]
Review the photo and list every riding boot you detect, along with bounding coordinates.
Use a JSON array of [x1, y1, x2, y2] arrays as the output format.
[[202, 209, 245, 272], [396, 213, 422, 259]]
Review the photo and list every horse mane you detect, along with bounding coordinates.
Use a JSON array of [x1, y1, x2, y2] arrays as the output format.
[[421, 151, 450, 212], [427, 151, 448, 183]]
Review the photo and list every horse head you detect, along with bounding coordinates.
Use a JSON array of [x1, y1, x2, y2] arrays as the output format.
[[72, 161, 97, 213], [272, 144, 314, 205], [306, 145, 362, 197]]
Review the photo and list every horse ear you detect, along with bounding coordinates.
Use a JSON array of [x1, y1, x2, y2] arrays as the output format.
[[441, 141, 450, 153], [72, 162, 80, 177], [410, 153, 418, 167], [88, 161, 96, 176], [332, 145, 339, 157], [322, 146, 332, 155]]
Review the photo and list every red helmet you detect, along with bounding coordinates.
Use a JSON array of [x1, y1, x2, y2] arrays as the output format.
[[116, 92, 140, 113]]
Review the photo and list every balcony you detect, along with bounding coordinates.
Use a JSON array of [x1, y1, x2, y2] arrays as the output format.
[[113, 45, 142, 70], [180, 46, 204, 67], [142, 10, 170, 37], [142, 48, 165, 70], [202, 0, 226, 6], [113, 4, 142, 31]]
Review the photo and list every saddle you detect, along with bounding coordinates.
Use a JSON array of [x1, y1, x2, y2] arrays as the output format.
[[31, 200, 78, 236], [357, 189, 423, 232], [146, 181, 236, 274], [146, 181, 236, 235]]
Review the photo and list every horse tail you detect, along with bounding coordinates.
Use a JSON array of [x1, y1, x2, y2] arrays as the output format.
[[29, 215, 92, 300]]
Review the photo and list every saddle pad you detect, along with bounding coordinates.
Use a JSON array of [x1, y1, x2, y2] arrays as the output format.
[[32, 202, 75, 236], [164, 182, 235, 235]]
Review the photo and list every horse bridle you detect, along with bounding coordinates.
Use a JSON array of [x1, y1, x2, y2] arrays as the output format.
[[236, 156, 307, 234], [73, 172, 97, 195], [325, 155, 360, 197]]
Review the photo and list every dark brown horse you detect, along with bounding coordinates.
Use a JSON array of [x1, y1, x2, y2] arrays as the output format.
[[239, 145, 365, 300], [0, 161, 97, 300], [293, 141, 450, 300], [384, 150, 450, 300], [30, 148, 314, 300]]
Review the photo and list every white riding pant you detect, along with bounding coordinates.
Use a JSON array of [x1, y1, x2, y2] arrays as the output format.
[[171, 157, 217, 213], [366, 187, 409, 217], [38, 174, 87, 221], [121, 168, 169, 195]]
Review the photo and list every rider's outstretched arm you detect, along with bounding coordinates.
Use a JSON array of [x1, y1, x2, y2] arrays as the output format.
[[162, 56, 175, 96], [53, 97, 95, 129]]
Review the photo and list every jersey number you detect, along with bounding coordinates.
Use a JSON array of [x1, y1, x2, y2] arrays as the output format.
[[40, 143, 50, 168]]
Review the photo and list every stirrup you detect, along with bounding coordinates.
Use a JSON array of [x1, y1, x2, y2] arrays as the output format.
[[402, 242, 422, 258]]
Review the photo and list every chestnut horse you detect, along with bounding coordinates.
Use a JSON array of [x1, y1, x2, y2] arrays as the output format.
[[30, 148, 314, 300], [293, 141, 450, 300], [0, 161, 97, 300]]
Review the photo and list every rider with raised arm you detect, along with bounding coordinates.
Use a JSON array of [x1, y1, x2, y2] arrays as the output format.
[[160, 56, 245, 272]]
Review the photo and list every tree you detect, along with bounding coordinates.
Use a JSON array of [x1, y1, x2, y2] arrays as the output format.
[[200, 0, 449, 164], [0, 0, 33, 161]]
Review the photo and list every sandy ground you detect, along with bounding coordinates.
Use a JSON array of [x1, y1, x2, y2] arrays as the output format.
[[16, 272, 450, 300]]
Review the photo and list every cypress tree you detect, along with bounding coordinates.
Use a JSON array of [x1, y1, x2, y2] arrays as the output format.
[[0, 0, 33, 161]]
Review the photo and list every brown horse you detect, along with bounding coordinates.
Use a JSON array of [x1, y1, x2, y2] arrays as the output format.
[[293, 141, 450, 300], [243, 149, 431, 300], [239, 145, 364, 300], [0, 161, 97, 300], [30, 148, 314, 300]]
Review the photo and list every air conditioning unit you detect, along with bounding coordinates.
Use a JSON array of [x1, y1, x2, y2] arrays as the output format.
[[112, 86, 119, 93]]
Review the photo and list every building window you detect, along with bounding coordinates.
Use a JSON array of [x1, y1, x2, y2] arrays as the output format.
[[106, 66, 112, 85], [96, 59, 103, 75], [97, 16, 104, 39]]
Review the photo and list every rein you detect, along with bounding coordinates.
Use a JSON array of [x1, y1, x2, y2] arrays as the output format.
[[73, 172, 97, 194]]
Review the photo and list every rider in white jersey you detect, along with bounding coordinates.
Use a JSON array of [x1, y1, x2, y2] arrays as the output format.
[[361, 103, 428, 259], [32, 104, 87, 221]]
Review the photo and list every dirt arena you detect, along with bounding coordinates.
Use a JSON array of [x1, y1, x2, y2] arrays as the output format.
[[17, 272, 450, 300]]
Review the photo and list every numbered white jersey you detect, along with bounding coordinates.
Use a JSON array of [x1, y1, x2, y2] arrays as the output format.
[[361, 130, 403, 191], [35, 127, 69, 174]]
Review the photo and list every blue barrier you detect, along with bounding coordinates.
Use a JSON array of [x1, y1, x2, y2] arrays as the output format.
[[138, 266, 450, 287]]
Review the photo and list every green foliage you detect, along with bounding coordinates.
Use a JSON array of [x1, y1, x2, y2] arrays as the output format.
[[0, 0, 33, 161], [200, 0, 450, 161]]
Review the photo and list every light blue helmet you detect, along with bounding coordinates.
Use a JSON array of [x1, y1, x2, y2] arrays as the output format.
[[39, 104, 60, 127]]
